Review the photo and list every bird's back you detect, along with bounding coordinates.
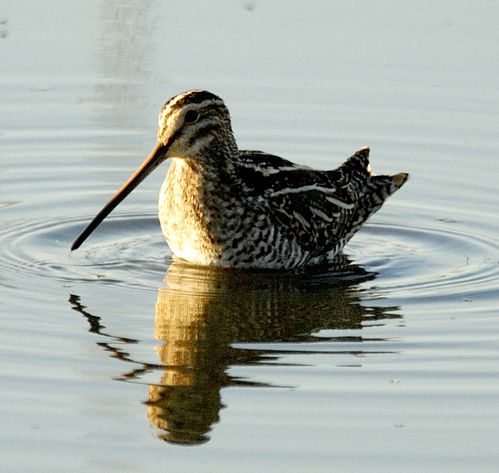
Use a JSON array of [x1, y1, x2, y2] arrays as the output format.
[[235, 147, 408, 261]]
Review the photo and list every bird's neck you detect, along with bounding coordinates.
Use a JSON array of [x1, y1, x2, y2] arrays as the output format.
[[162, 154, 242, 218], [160, 156, 245, 255]]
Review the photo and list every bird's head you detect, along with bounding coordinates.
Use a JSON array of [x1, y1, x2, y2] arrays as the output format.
[[71, 89, 235, 250]]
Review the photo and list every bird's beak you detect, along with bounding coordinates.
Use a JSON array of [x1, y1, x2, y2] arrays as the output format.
[[71, 142, 168, 251]]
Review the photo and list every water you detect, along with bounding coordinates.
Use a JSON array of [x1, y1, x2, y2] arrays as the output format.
[[1, 2, 498, 472]]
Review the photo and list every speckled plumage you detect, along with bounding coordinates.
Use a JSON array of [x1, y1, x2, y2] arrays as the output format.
[[72, 89, 409, 269]]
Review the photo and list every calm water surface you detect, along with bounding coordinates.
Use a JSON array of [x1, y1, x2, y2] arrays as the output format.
[[1, 2, 498, 472]]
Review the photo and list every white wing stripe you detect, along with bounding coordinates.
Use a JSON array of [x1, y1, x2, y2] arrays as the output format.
[[271, 183, 337, 197], [293, 210, 311, 228], [325, 196, 355, 210], [310, 206, 334, 222]]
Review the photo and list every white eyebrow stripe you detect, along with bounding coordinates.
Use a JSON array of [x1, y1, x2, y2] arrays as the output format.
[[270, 183, 338, 197]]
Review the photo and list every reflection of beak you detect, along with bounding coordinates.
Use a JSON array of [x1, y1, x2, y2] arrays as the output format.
[[71, 142, 168, 250]]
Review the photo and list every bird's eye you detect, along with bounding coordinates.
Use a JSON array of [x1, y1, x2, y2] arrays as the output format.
[[184, 110, 199, 123]]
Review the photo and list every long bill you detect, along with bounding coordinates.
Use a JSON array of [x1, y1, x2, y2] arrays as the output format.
[[71, 142, 168, 251]]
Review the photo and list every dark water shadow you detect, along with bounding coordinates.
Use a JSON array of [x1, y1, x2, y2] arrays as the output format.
[[69, 256, 401, 445]]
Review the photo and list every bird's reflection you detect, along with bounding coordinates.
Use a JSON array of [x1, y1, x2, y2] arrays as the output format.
[[69, 257, 400, 445]]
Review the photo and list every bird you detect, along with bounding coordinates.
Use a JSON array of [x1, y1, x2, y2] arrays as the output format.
[[71, 89, 408, 269]]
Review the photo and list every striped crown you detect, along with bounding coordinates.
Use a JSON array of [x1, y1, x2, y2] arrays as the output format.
[[157, 90, 237, 160]]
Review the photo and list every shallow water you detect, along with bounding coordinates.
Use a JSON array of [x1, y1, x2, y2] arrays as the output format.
[[1, 2, 499, 472]]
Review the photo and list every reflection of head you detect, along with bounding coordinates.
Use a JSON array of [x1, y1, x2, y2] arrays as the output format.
[[147, 384, 220, 445], [146, 260, 399, 445]]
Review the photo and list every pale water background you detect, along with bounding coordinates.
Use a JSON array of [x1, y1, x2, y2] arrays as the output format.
[[1, 2, 498, 472]]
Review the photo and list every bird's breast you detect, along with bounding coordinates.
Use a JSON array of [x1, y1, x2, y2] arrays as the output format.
[[158, 159, 244, 264]]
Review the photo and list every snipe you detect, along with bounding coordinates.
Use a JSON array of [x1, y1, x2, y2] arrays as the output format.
[[71, 89, 408, 269]]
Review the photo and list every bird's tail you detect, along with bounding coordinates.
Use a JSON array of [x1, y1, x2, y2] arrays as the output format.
[[337, 147, 409, 240], [340, 146, 409, 197], [390, 172, 409, 192], [369, 172, 409, 198]]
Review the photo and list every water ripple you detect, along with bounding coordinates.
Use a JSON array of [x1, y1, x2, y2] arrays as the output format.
[[349, 223, 499, 303], [0, 213, 167, 291], [0, 211, 498, 302]]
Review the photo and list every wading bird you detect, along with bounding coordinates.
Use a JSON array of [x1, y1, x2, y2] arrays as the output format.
[[71, 90, 408, 269]]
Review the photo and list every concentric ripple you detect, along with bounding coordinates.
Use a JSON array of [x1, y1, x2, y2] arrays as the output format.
[[0, 213, 169, 291], [1, 211, 498, 302], [348, 222, 499, 304]]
